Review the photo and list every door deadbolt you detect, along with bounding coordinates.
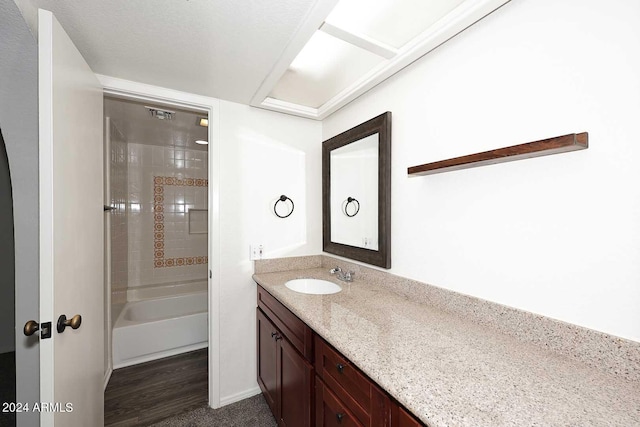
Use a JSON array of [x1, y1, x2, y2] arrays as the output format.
[[57, 314, 82, 333]]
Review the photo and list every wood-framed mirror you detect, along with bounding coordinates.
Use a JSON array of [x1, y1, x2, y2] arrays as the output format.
[[323, 112, 391, 268]]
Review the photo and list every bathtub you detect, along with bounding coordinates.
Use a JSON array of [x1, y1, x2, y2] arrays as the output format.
[[112, 287, 208, 369], [126, 279, 206, 301]]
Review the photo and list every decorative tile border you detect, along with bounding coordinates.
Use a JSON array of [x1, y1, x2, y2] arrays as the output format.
[[153, 176, 208, 268]]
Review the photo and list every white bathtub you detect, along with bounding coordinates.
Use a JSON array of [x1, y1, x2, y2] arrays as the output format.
[[126, 279, 207, 301], [112, 290, 208, 369]]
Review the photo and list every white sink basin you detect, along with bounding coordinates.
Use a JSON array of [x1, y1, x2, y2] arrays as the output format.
[[285, 279, 342, 295]]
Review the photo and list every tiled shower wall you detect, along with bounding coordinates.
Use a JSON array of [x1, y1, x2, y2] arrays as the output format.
[[127, 143, 208, 287], [109, 122, 128, 304]]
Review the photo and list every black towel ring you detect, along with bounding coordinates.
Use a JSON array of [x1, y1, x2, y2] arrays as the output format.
[[343, 197, 360, 217], [274, 195, 294, 218]]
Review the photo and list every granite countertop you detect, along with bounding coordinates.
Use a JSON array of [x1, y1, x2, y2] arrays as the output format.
[[253, 267, 640, 427]]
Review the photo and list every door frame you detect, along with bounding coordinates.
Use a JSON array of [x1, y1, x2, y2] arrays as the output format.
[[103, 116, 113, 390], [98, 74, 222, 408]]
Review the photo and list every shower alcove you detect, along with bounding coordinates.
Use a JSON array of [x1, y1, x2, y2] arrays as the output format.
[[104, 96, 210, 369]]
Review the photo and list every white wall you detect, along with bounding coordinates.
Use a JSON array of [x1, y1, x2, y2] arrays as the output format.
[[323, 0, 640, 343], [218, 100, 322, 401]]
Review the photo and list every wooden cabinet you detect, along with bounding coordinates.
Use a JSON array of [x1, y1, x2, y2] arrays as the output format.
[[257, 286, 313, 427], [315, 336, 390, 427], [393, 406, 424, 427], [316, 378, 363, 427], [256, 285, 425, 427]]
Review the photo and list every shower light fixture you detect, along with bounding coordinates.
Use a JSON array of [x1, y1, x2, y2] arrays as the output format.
[[198, 117, 209, 127], [195, 140, 208, 145], [145, 106, 175, 120]]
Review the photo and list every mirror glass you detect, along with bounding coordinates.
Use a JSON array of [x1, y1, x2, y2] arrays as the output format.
[[323, 112, 391, 268], [330, 133, 379, 250]]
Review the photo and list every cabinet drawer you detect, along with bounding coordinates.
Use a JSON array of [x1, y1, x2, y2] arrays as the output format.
[[315, 336, 390, 426], [316, 378, 364, 427], [316, 337, 370, 409], [257, 285, 313, 360], [393, 404, 425, 427]]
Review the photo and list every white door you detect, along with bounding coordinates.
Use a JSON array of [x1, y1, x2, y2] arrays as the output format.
[[38, 9, 104, 426]]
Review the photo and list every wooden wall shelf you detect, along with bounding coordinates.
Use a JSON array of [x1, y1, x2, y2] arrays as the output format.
[[408, 132, 588, 176]]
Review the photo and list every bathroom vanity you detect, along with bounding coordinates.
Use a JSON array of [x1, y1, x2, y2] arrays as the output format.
[[254, 256, 640, 427], [256, 284, 422, 426]]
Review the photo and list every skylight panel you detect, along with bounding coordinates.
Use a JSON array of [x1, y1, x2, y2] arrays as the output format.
[[324, 0, 466, 48], [269, 31, 385, 108]]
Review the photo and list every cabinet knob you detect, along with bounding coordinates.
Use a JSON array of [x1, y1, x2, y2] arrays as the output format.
[[336, 363, 344, 373], [275, 335, 282, 341], [271, 332, 278, 338], [336, 412, 345, 423]]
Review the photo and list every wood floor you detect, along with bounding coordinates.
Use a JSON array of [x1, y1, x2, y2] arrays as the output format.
[[104, 349, 208, 427]]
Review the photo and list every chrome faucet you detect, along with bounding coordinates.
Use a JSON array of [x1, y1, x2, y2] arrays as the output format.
[[330, 266, 355, 282]]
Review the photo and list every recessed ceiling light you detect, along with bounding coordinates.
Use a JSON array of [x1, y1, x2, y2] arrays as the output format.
[[195, 140, 208, 145], [198, 117, 209, 127]]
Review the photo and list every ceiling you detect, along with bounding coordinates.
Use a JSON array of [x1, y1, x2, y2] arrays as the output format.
[[104, 96, 208, 151], [16, 0, 334, 105], [15, 0, 509, 120]]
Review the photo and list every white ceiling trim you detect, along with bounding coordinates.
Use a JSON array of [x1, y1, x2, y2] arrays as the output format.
[[319, 22, 397, 59], [261, 97, 321, 117], [253, 0, 512, 121], [249, 0, 341, 109]]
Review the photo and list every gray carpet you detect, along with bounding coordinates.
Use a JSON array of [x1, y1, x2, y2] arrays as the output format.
[[149, 394, 277, 427]]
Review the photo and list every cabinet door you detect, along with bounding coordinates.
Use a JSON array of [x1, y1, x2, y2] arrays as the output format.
[[257, 308, 279, 417], [316, 378, 364, 427], [279, 336, 313, 427]]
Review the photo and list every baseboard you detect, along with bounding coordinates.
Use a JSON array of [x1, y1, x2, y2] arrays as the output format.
[[113, 342, 208, 370], [218, 386, 262, 407], [103, 367, 113, 391]]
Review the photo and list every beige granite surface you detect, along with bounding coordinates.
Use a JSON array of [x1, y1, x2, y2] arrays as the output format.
[[254, 255, 321, 274], [253, 262, 640, 427]]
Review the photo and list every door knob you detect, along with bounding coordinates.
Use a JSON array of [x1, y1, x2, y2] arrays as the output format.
[[24, 320, 40, 336], [23, 320, 52, 338], [57, 314, 82, 333]]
